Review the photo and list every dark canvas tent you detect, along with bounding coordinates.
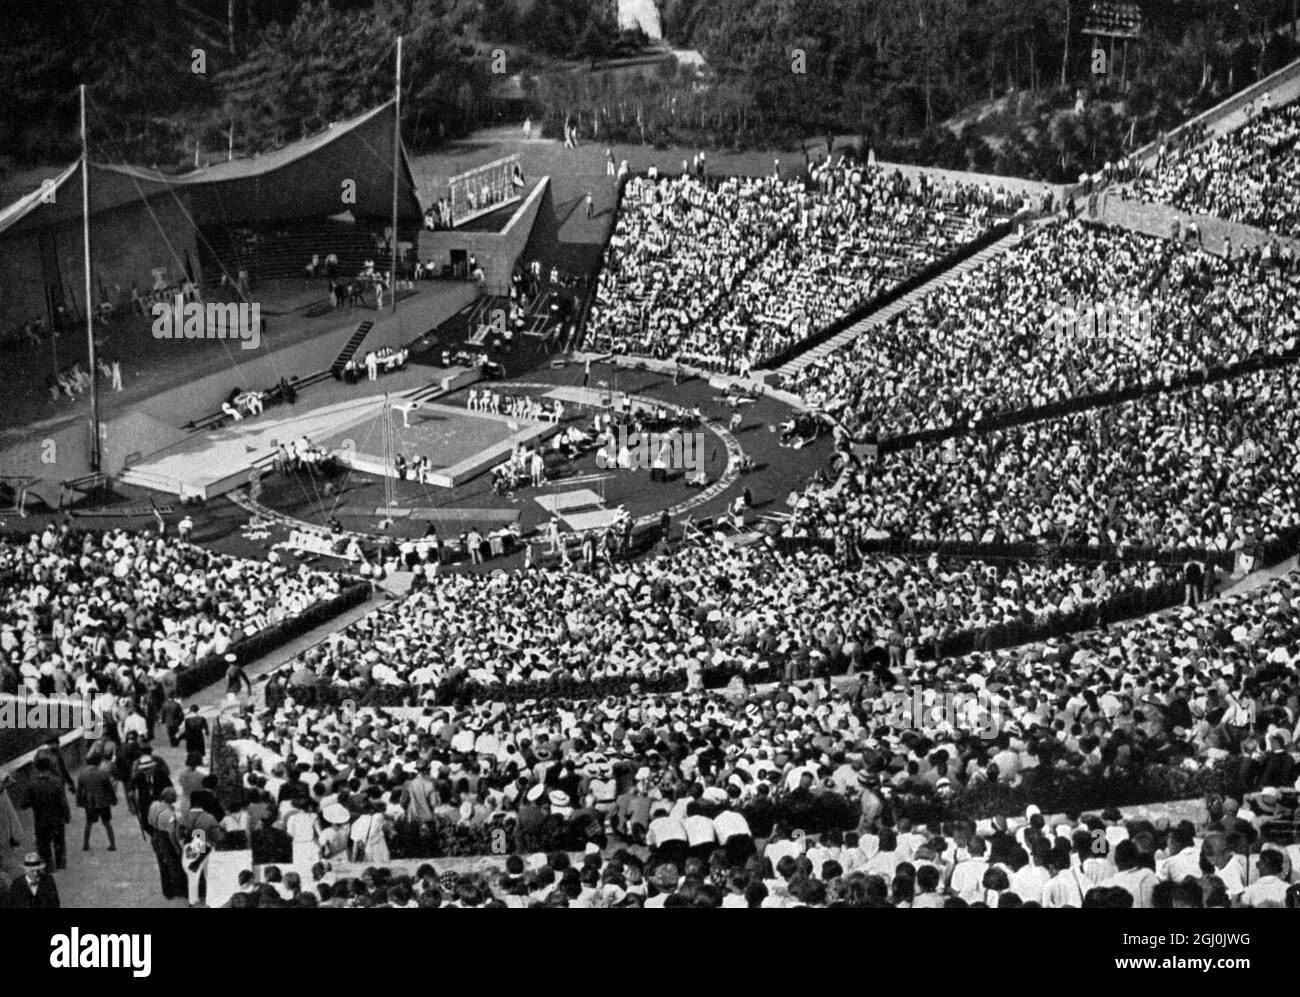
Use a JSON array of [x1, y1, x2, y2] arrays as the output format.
[[0, 101, 421, 336]]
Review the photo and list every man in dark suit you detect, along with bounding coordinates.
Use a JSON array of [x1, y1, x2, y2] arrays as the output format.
[[1258, 732, 1296, 789], [18, 757, 70, 869], [129, 756, 172, 840], [181, 706, 210, 758], [7, 853, 60, 909]]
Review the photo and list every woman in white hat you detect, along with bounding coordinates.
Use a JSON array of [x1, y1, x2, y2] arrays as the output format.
[[318, 803, 351, 862], [548, 789, 573, 819]]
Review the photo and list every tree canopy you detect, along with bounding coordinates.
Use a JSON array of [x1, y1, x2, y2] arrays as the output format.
[[1, 0, 1297, 183]]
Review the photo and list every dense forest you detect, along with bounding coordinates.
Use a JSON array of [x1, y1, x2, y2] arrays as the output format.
[[551, 0, 1300, 178], [1, 0, 1298, 183]]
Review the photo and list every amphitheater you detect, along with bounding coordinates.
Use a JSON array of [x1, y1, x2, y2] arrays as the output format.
[[3, 54, 1300, 913]]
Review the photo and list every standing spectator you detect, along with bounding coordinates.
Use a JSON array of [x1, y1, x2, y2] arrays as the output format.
[[75, 755, 118, 852], [467, 527, 484, 566], [18, 757, 69, 870], [226, 656, 253, 707], [182, 706, 210, 759], [175, 805, 224, 907], [129, 756, 171, 842], [159, 693, 184, 748], [177, 754, 206, 815], [35, 738, 75, 793], [1183, 558, 1204, 606], [147, 788, 185, 902]]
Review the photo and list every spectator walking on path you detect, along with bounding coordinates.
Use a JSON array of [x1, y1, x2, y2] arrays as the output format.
[[75, 755, 118, 852], [147, 788, 185, 901], [182, 705, 211, 759], [176, 805, 224, 907], [18, 757, 69, 870], [129, 756, 171, 842]]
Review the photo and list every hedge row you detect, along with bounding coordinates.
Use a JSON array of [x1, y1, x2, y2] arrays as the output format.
[[877, 338, 1300, 452], [210, 760, 1226, 861], [215, 793, 862, 862], [774, 532, 1236, 572], [301, 664, 769, 710], [284, 575, 1192, 711], [890, 764, 1227, 826], [174, 582, 371, 698]]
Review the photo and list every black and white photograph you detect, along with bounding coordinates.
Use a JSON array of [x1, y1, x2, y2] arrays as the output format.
[[0, 0, 1295, 963]]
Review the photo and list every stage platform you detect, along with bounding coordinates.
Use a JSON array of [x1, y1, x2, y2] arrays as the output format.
[[0, 278, 481, 504], [334, 403, 560, 489], [116, 366, 477, 500]]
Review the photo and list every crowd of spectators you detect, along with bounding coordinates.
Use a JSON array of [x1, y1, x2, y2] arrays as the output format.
[[795, 361, 1300, 553], [201, 562, 1300, 907], [589, 160, 1019, 375], [260, 540, 1177, 701], [0, 526, 344, 691], [209, 819, 1300, 907], [790, 220, 1300, 439], [1124, 100, 1300, 238]]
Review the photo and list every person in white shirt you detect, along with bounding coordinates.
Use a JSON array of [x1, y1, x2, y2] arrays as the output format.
[[949, 836, 990, 904], [1201, 832, 1246, 902], [721, 874, 749, 908], [643, 864, 681, 908], [805, 828, 843, 874], [1074, 827, 1117, 886], [863, 827, 902, 880], [1040, 843, 1086, 908], [1009, 844, 1051, 902], [1239, 850, 1289, 907], [1158, 822, 1202, 883], [763, 823, 805, 869], [646, 807, 688, 866], [1102, 841, 1157, 908], [120, 705, 149, 741], [682, 802, 717, 860], [712, 807, 753, 864], [895, 818, 926, 862]]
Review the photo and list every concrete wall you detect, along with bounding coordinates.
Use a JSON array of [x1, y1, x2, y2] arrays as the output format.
[[418, 178, 550, 296], [1093, 190, 1300, 257], [875, 160, 1066, 205]]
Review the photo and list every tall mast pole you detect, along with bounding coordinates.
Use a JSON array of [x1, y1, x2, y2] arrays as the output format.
[[391, 35, 402, 314], [81, 84, 101, 473]]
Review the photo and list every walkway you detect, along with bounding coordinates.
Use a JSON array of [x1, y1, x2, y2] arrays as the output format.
[[8, 590, 384, 909]]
